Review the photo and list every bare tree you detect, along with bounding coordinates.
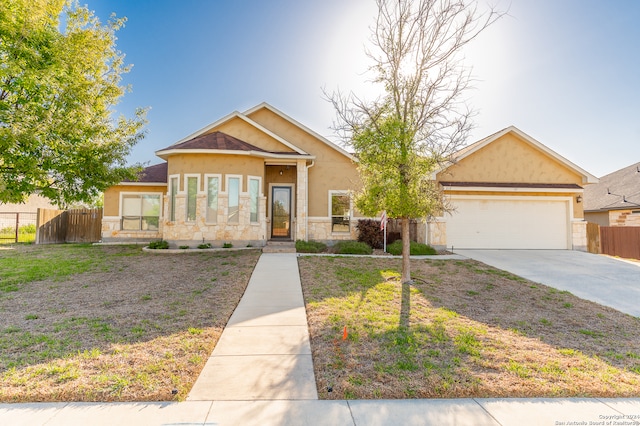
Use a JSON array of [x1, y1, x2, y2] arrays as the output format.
[[328, 0, 503, 283]]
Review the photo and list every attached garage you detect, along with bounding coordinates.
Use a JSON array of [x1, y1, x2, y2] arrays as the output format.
[[445, 196, 572, 249], [428, 126, 599, 251]]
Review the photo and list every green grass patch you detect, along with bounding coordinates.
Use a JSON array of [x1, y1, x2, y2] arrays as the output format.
[[0, 244, 111, 292]]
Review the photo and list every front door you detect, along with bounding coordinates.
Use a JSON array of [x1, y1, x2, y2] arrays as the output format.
[[271, 186, 292, 239]]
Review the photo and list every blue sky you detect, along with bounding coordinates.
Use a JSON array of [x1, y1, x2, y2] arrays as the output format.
[[89, 0, 640, 178]]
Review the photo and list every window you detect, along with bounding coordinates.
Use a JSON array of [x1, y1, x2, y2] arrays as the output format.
[[121, 194, 161, 231], [169, 177, 178, 222], [228, 177, 240, 223], [186, 176, 198, 222], [206, 176, 219, 223], [330, 191, 350, 232], [249, 178, 260, 223]]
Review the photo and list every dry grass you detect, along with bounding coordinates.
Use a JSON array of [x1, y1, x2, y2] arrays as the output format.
[[298, 256, 640, 400], [0, 244, 260, 402]]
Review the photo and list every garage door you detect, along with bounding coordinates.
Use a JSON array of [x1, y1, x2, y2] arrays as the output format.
[[445, 197, 570, 249]]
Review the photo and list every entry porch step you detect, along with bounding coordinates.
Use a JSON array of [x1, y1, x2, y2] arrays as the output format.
[[262, 241, 296, 253]]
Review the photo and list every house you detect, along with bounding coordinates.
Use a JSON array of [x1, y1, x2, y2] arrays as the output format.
[[102, 105, 597, 251], [583, 161, 640, 226], [427, 127, 598, 250], [102, 103, 362, 246]]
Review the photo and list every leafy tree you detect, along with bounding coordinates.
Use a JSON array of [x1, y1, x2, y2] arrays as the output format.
[[0, 0, 146, 206], [329, 0, 502, 283]]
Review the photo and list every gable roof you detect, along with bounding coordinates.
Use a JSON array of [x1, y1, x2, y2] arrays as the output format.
[[243, 102, 356, 161], [157, 102, 354, 161], [155, 130, 312, 160], [436, 126, 599, 184], [584, 161, 640, 211]]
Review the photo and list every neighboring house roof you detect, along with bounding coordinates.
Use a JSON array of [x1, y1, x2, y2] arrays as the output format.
[[122, 162, 168, 184], [584, 161, 640, 212], [439, 126, 599, 184]]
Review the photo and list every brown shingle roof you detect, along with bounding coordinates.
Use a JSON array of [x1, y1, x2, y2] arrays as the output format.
[[584, 161, 640, 211], [160, 131, 297, 155], [124, 162, 167, 183]]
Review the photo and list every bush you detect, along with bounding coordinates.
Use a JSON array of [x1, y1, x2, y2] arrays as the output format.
[[179, 245, 189, 250], [296, 240, 327, 253], [222, 242, 233, 248], [198, 243, 212, 249], [386, 240, 436, 256], [356, 219, 384, 249], [148, 240, 169, 249], [332, 240, 373, 255]]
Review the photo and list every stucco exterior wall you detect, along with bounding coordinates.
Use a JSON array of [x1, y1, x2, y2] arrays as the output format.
[[103, 185, 167, 217], [246, 108, 363, 218], [439, 133, 583, 185], [584, 211, 610, 226], [213, 117, 296, 153], [167, 154, 264, 192]]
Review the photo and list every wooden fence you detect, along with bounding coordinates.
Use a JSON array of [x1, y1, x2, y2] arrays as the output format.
[[586, 222, 601, 254], [599, 226, 640, 260], [586, 223, 640, 260], [36, 208, 103, 244]]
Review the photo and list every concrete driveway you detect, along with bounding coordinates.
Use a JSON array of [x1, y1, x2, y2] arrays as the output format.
[[455, 250, 640, 318]]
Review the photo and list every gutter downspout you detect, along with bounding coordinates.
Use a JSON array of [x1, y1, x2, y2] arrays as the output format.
[[305, 160, 315, 241]]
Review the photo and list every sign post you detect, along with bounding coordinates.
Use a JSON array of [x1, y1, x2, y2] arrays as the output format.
[[380, 210, 387, 252]]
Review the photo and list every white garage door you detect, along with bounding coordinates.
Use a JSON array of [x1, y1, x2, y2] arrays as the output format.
[[445, 197, 570, 249]]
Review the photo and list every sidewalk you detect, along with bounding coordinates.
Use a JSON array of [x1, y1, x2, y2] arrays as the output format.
[[1, 252, 639, 425]]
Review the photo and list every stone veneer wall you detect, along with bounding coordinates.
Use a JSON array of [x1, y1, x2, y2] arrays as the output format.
[[609, 210, 640, 227], [161, 192, 267, 247], [426, 220, 447, 250], [571, 220, 587, 252], [101, 217, 163, 242], [307, 217, 357, 243]]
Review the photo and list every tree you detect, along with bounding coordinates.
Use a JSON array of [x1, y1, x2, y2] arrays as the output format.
[[329, 0, 502, 283], [0, 0, 146, 207]]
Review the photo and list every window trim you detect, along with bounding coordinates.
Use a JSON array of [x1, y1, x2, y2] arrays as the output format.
[[168, 174, 180, 222], [204, 173, 222, 224], [184, 174, 201, 223], [328, 190, 352, 233], [248, 175, 262, 224], [119, 192, 163, 231], [225, 174, 243, 224]]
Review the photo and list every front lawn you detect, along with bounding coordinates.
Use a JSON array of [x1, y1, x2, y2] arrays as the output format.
[[298, 256, 640, 399], [0, 244, 260, 402]]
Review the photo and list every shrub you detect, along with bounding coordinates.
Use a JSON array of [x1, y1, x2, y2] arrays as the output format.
[[387, 240, 437, 256], [356, 219, 384, 249], [198, 243, 212, 249], [386, 240, 436, 255], [222, 242, 233, 248], [332, 240, 373, 255], [148, 240, 169, 249], [179, 245, 189, 250], [296, 240, 327, 253]]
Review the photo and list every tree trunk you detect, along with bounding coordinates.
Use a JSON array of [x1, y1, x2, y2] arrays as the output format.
[[401, 217, 411, 283]]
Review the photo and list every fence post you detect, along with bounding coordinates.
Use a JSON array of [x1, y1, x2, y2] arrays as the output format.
[[14, 212, 19, 243]]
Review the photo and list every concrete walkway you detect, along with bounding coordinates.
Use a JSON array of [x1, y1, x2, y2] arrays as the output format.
[[188, 253, 318, 401], [2, 252, 640, 425]]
